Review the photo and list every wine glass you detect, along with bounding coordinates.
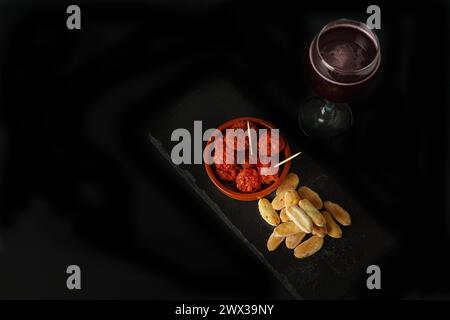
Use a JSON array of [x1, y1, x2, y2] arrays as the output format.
[[299, 19, 381, 139]]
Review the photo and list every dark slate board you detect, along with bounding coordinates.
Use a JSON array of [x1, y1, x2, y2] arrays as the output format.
[[147, 77, 394, 299]]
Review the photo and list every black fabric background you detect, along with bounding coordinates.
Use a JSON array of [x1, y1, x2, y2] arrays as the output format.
[[0, 0, 449, 299]]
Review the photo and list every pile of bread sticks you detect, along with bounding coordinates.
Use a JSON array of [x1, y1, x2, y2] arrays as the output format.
[[258, 173, 352, 259]]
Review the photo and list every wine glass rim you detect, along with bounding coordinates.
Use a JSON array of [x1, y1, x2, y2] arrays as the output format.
[[315, 18, 381, 75], [309, 43, 381, 86]]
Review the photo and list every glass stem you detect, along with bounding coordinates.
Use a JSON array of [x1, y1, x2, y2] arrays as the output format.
[[317, 100, 336, 124]]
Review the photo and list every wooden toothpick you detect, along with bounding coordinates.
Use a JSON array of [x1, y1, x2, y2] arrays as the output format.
[[273, 151, 302, 168], [247, 120, 253, 155]]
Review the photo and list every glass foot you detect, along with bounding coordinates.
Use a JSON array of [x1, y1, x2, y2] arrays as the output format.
[[298, 97, 353, 139]]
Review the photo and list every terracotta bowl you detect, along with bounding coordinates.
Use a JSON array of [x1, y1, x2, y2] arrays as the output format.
[[204, 117, 291, 201]]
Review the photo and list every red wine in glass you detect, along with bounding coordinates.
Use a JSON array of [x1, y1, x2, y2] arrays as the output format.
[[299, 19, 381, 139]]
